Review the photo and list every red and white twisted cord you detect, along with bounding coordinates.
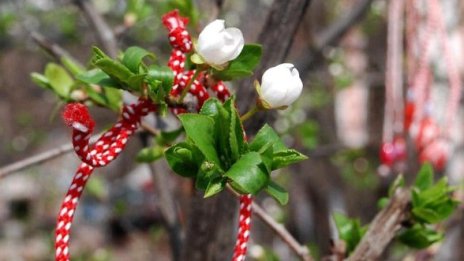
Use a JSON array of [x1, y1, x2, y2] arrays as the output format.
[[232, 194, 253, 261], [55, 99, 156, 261]]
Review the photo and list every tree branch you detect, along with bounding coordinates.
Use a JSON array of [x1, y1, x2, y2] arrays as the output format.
[[73, 0, 118, 57], [0, 135, 97, 179], [296, 0, 376, 72], [348, 188, 411, 260]]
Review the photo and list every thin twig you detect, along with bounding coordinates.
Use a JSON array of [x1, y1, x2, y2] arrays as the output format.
[[0, 123, 158, 179], [31, 32, 73, 62], [0, 135, 96, 179], [227, 186, 313, 261], [73, 0, 118, 57]]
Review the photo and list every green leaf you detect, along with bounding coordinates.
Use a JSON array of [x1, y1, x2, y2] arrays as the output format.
[[271, 149, 307, 170], [136, 146, 164, 163], [412, 208, 443, 224], [199, 98, 233, 168], [178, 114, 221, 167], [250, 124, 307, 170], [333, 213, 366, 253], [94, 58, 135, 86], [156, 127, 184, 146], [224, 97, 246, 162], [31, 72, 52, 90], [398, 225, 443, 249], [196, 162, 222, 190], [415, 163, 434, 191], [265, 181, 289, 205], [122, 46, 156, 73], [212, 44, 262, 81], [45, 63, 74, 99], [249, 124, 287, 153], [147, 65, 174, 94], [204, 177, 226, 198], [377, 197, 389, 209], [225, 152, 270, 194], [61, 56, 84, 75], [165, 142, 202, 177]]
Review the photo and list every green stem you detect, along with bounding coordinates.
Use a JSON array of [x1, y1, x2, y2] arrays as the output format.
[[178, 69, 201, 103], [240, 106, 259, 122]]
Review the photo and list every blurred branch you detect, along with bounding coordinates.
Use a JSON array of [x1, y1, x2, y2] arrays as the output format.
[[31, 32, 75, 63], [297, 0, 376, 73], [348, 188, 411, 260], [0, 122, 161, 179], [0, 135, 96, 179], [228, 186, 313, 261], [73, 0, 118, 57]]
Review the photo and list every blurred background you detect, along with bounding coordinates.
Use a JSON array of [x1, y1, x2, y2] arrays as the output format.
[[0, 0, 463, 260]]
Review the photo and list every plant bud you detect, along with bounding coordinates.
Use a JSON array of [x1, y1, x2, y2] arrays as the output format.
[[196, 20, 244, 67], [257, 63, 303, 109]]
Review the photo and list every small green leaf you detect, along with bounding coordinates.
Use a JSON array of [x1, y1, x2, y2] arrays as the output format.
[[333, 212, 366, 253], [196, 162, 222, 190], [156, 127, 184, 146], [136, 146, 164, 163], [398, 225, 443, 249], [249, 124, 286, 153], [225, 151, 270, 195], [415, 163, 434, 191], [212, 44, 262, 81], [272, 149, 307, 170], [178, 114, 221, 168], [94, 58, 135, 85], [31, 72, 52, 90], [61, 56, 84, 75], [377, 197, 389, 209], [412, 208, 442, 224], [165, 142, 202, 177], [265, 181, 289, 205], [45, 63, 74, 99], [122, 46, 156, 73], [224, 97, 246, 162], [147, 65, 174, 94], [204, 177, 226, 198]]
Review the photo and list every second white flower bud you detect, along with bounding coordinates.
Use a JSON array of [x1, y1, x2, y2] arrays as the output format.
[[257, 63, 303, 109]]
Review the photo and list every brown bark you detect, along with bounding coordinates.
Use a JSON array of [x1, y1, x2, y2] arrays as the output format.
[[348, 189, 411, 261]]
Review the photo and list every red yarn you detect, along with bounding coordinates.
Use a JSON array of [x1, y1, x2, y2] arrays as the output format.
[[62, 103, 95, 132]]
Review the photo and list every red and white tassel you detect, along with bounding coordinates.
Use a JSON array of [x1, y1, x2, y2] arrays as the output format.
[[55, 99, 156, 261]]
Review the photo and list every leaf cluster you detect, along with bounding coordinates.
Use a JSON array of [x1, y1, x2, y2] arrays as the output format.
[[165, 97, 307, 204]]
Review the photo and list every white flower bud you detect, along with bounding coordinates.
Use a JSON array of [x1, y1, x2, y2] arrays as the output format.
[[258, 63, 303, 109], [196, 20, 244, 67]]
